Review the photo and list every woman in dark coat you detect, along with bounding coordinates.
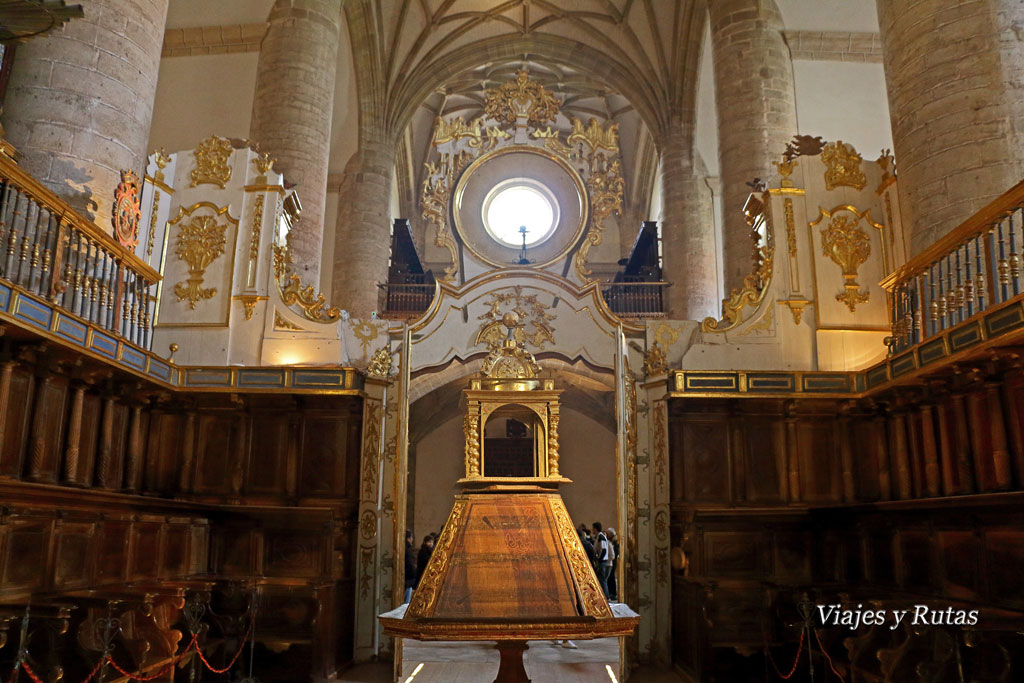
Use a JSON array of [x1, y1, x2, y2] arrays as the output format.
[[415, 535, 435, 587]]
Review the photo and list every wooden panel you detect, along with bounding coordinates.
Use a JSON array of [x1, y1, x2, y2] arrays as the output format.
[[162, 522, 190, 577], [773, 530, 811, 581], [78, 392, 101, 485], [681, 419, 730, 503], [0, 367, 33, 477], [246, 413, 290, 496], [704, 531, 762, 578], [985, 529, 1024, 605], [264, 531, 324, 578], [797, 420, 840, 503], [899, 529, 934, 589], [742, 419, 784, 503], [852, 416, 882, 500], [145, 412, 182, 494], [129, 520, 162, 580], [195, 413, 238, 494], [299, 416, 348, 497], [53, 520, 95, 589], [95, 519, 130, 582], [937, 530, 980, 599], [1, 518, 51, 593]]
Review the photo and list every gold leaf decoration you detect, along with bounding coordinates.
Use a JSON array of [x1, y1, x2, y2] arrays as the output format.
[[821, 140, 867, 191], [366, 345, 394, 378], [475, 286, 556, 349], [642, 341, 668, 377], [112, 169, 142, 249], [191, 135, 233, 188], [172, 215, 226, 309], [567, 117, 620, 156], [483, 69, 561, 127], [279, 273, 341, 323], [822, 213, 872, 312], [574, 157, 624, 280]]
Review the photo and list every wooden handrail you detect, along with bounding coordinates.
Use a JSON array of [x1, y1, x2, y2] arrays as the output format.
[[0, 154, 161, 283], [881, 177, 1024, 290]]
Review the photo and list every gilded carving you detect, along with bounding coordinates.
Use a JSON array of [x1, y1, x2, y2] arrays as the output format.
[[653, 322, 680, 347], [483, 69, 561, 127], [367, 346, 394, 379], [574, 157, 624, 280], [279, 273, 341, 323], [476, 286, 556, 349], [351, 320, 380, 357], [112, 169, 142, 249], [876, 148, 896, 193], [783, 198, 797, 257], [273, 310, 303, 330], [147, 190, 160, 260], [566, 118, 619, 156], [772, 158, 798, 188], [701, 245, 774, 333], [656, 547, 669, 586], [252, 151, 275, 176], [821, 213, 872, 312], [464, 413, 480, 477], [531, 127, 572, 157], [653, 401, 667, 497], [822, 140, 867, 191], [432, 116, 509, 151], [172, 214, 227, 309], [190, 135, 233, 188], [778, 299, 812, 326], [407, 500, 467, 618], [247, 193, 264, 288], [421, 156, 462, 282], [359, 509, 377, 540], [643, 341, 667, 377], [234, 294, 264, 321], [360, 400, 382, 501], [550, 499, 612, 618], [548, 413, 560, 476], [737, 302, 774, 336], [654, 510, 668, 543]]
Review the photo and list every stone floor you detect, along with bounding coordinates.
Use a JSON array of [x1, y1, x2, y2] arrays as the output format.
[[337, 638, 687, 682]]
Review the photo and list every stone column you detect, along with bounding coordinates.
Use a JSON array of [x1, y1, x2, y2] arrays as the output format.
[[877, 0, 1024, 254], [2, 0, 169, 229], [249, 0, 341, 282], [660, 123, 719, 319], [708, 0, 797, 294]]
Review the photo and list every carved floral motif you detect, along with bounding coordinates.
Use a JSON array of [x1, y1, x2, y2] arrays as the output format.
[[476, 286, 556, 349], [112, 169, 142, 249], [172, 215, 226, 309], [822, 140, 867, 191], [190, 135, 233, 188], [822, 213, 872, 312], [483, 69, 561, 126]]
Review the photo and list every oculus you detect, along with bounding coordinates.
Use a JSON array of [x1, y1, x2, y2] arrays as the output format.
[[481, 179, 560, 249]]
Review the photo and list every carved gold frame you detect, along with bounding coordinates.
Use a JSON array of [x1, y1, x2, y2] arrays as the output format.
[[451, 146, 590, 271]]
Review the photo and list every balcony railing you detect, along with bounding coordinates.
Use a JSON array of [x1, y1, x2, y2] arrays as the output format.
[[379, 282, 435, 318], [601, 281, 667, 318], [882, 179, 1024, 354], [0, 155, 160, 349]]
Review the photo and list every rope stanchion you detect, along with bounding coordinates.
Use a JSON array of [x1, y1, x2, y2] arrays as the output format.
[[814, 627, 847, 682], [765, 627, 805, 680], [103, 634, 198, 682]]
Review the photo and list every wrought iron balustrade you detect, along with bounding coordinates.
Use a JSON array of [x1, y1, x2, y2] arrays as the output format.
[[882, 178, 1024, 354], [601, 280, 667, 318], [0, 155, 160, 349], [379, 281, 435, 318]]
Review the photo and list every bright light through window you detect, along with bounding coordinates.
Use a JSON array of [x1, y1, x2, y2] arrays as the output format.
[[483, 182, 558, 248]]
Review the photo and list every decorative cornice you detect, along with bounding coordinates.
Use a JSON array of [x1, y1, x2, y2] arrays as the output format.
[[162, 23, 267, 58], [784, 30, 882, 63]]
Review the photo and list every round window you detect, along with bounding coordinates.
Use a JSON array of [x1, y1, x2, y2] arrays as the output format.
[[481, 179, 560, 249]]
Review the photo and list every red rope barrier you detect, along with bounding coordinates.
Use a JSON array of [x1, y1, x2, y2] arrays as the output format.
[[765, 627, 805, 680], [195, 618, 254, 674], [814, 628, 847, 682], [103, 635, 197, 681]]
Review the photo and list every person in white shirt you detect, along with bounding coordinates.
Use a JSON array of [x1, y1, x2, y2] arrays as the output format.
[[592, 521, 614, 598]]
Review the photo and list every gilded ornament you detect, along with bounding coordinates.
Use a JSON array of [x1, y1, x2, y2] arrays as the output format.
[[737, 303, 774, 336], [642, 341, 668, 377], [821, 213, 872, 312], [146, 189, 160, 259], [876, 148, 896, 192], [531, 127, 572, 157], [360, 400, 383, 500], [654, 322, 680, 347], [566, 118, 620, 156], [247, 194, 264, 288], [783, 197, 797, 257], [550, 499, 611, 618], [252, 151, 275, 176], [112, 169, 142, 249], [273, 310, 303, 330], [172, 214, 226, 309], [407, 500, 466, 618], [821, 140, 867, 191], [547, 413, 560, 476], [234, 294, 265, 321], [778, 299, 812, 326], [359, 509, 378, 540], [476, 286, 556, 349], [464, 413, 481, 477], [351, 320, 380, 357], [653, 402, 667, 498], [574, 157, 624, 280], [482, 69, 562, 127], [701, 245, 775, 332], [421, 160, 460, 282], [279, 273, 341, 323], [190, 135, 233, 188], [772, 158, 798, 188], [366, 345, 394, 379]]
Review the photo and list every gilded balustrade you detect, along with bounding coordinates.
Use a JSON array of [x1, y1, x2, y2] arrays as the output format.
[[881, 178, 1024, 354]]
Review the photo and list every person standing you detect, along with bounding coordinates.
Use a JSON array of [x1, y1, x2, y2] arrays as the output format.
[[415, 535, 435, 587], [606, 527, 619, 601], [593, 522, 614, 598], [403, 530, 417, 603]]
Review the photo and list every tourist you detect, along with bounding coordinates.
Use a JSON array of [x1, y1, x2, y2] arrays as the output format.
[[606, 527, 619, 601], [593, 522, 614, 598], [415, 535, 435, 586], [403, 530, 416, 603]]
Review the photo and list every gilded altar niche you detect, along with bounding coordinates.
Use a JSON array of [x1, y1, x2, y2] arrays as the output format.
[[419, 70, 625, 285]]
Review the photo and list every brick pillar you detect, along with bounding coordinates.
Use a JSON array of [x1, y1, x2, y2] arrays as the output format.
[[709, 0, 797, 294], [330, 129, 394, 317], [878, 0, 1024, 254], [660, 124, 719, 319], [2, 0, 169, 230], [250, 0, 341, 282]]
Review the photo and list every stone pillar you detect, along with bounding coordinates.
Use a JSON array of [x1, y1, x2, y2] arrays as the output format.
[[660, 124, 719, 319], [2, 0, 169, 229], [877, 0, 1024, 254], [708, 0, 797, 294], [249, 0, 341, 281]]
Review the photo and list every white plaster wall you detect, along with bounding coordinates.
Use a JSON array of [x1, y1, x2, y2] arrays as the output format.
[[694, 20, 719, 177], [410, 407, 617, 542], [322, 191, 340, 298], [165, 0, 275, 29], [775, 0, 879, 32], [148, 53, 258, 153], [329, 13, 359, 175], [792, 60, 893, 159]]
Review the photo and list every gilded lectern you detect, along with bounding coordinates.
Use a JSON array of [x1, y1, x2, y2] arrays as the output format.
[[379, 314, 639, 682]]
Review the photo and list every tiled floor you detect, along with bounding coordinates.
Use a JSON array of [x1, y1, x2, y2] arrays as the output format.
[[337, 639, 687, 682]]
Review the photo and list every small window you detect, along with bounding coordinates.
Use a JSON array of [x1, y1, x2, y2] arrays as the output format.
[[482, 179, 559, 249]]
